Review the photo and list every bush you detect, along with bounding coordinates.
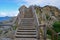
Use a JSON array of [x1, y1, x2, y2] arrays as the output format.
[[0, 30, 2, 34], [46, 14, 50, 20], [47, 29, 52, 39], [58, 35, 60, 40], [12, 26, 17, 30], [52, 21, 60, 40], [53, 21, 60, 32], [47, 29, 52, 35]]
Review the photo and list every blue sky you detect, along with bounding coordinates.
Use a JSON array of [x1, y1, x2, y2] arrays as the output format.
[[0, 0, 60, 17]]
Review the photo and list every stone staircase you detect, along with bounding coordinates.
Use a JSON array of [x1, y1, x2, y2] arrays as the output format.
[[15, 18, 37, 40]]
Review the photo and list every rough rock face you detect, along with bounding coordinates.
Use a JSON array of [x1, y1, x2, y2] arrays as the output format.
[[34, 5, 60, 20], [42, 6, 60, 17]]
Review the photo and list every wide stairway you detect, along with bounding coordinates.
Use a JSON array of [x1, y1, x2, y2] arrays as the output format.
[[14, 7, 38, 40], [14, 6, 44, 40]]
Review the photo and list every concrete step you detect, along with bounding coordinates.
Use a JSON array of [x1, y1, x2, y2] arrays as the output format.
[[21, 22, 33, 25], [21, 18, 34, 22], [20, 23, 34, 26], [16, 33, 36, 35], [21, 19, 34, 24], [16, 32, 36, 34], [15, 35, 36, 38], [17, 30, 36, 32], [16, 30, 36, 35], [21, 20, 34, 23], [18, 28, 36, 30], [21, 23, 34, 25], [19, 26, 36, 29], [15, 38, 37, 40]]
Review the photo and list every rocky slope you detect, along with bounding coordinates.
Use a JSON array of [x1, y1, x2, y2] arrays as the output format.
[[30, 5, 60, 25], [34, 5, 60, 20]]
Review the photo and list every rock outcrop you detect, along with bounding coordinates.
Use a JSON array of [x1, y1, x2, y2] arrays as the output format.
[[34, 5, 60, 20]]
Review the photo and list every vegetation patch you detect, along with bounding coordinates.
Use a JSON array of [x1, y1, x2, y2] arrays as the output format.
[[53, 21, 60, 33], [0, 30, 2, 34], [12, 25, 17, 30]]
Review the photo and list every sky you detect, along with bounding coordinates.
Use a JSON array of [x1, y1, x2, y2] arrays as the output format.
[[0, 0, 60, 17]]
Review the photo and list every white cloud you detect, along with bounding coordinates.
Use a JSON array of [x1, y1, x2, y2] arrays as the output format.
[[0, 11, 18, 17], [7, 11, 19, 16], [0, 12, 7, 17], [16, 0, 60, 8]]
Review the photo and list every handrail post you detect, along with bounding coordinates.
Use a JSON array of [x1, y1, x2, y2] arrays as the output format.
[[36, 24, 40, 40], [56, 33, 58, 40], [43, 24, 47, 40]]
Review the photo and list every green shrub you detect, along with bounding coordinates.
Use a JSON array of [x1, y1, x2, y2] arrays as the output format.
[[0, 30, 2, 34], [47, 29, 52, 39], [52, 21, 60, 40], [13, 26, 17, 30], [58, 35, 60, 40], [46, 14, 50, 20], [53, 21, 60, 32], [47, 29, 52, 35]]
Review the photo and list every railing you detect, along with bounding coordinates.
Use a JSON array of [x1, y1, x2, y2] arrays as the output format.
[[14, 7, 29, 39], [31, 6, 47, 40], [14, 10, 22, 38], [31, 6, 40, 40]]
